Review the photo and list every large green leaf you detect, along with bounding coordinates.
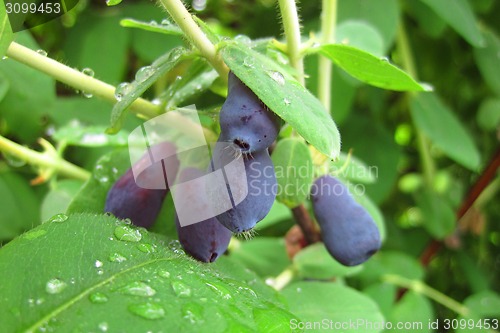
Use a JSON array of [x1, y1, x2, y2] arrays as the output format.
[[0, 0, 14, 58], [271, 138, 313, 208], [0, 171, 41, 241], [419, 0, 484, 47], [293, 243, 363, 280], [474, 29, 500, 96], [107, 47, 189, 134], [319, 44, 428, 92], [221, 42, 341, 159], [281, 281, 385, 333], [0, 214, 297, 332], [0, 32, 55, 142], [337, 0, 399, 50], [414, 188, 455, 239], [386, 291, 434, 333], [229, 237, 290, 278], [67, 149, 130, 214], [410, 93, 481, 171]]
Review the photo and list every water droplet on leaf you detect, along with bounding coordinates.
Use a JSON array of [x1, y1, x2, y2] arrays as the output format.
[[23, 229, 47, 240], [115, 82, 132, 101], [135, 66, 154, 83], [98, 322, 109, 332], [205, 282, 232, 299], [114, 225, 142, 242], [89, 292, 108, 303], [46, 278, 67, 294], [128, 302, 165, 320], [36, 49, 47, 56], [267, 70, 285, 86], [171, 281, 192, 298], [137, 243, 155, 253], [109, 253, 127, 263], [2, 151, 26, 167], [47, 213, 68, 223], [119, 281, 157, 297]]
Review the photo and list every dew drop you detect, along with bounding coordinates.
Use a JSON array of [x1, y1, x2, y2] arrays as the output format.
[[97, 269, 104, 275], [192, 0, 206, 11], [81, 67, 95, 77], [47, 213, 68, 223], [267, 70, 285, 86], [109, 252, 127, 263], [2, 151, 27, 167], [36, 49, 47, 56], [105, 0, 122, 5], [98, 322, 109, 332], [421, 83, 434, 92], [27, 298, 35, 307], [115, 82, 132, 101], [205, 282, 232, 299], [182, 302, 204, 324], [157, 270, 171, 279], [161, 19, 172, 25], [283, 98, 291, 106], [2, 55, 8, 60], [128, 302, 165, 320], [171, 281, 192, 298], [89, 292, 108, 303], [243, 56, 255, 68], [119, 281, 157, 297], [149, 20, 158, 26], [234, 34, 251, 45], [136, 243, 155, 253], [379, 56, 390, 63], [114, 225, 142, 242], [23, 229, 47, 240], [36, 298, 45, 305], [93, 164, 110, 184], [168, 240, 185, 254], [95, 260, 104, 268], [46, 278, 67, 294], [135, 66, 155, 83]]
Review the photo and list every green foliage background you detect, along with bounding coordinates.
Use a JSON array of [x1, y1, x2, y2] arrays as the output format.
[[0, 0, 499, 332]]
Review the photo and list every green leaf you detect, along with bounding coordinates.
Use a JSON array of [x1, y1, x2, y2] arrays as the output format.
[[355, 251, 425, 287], [0, 0, 14, 58], [0, 32, 55, 142], [477, 98, 500, 131], [319, 44, 428, 91], [336, 20, 385, 57], [293, 243, 363, 279], [67, 149, 130, 214], [256, 200, 293, 230], [387, 291, 434, 333], [221, 42, 341, 159], [0, 213, 296, 332], [229, 237, 291, 278], [410, 93, 481, 171], [363, 283, 397, 319], [271, 138, 313, 208], [53, 123, 129, 147], [63, 11, 130, 84], [419, 0, 484, 47], [414, 188, 455, 239], [107, 47, 189, 134], [474, 29, 500, 96], [331, 152, 377, 184], [281, 282, 385, 333], [463, 290, 500, 318], [40, 180, 84, 222], [120, 18, 182, 35], [0, 171, 41, 241], [106, 0, 122, 6], [337, 0, 399, 50]]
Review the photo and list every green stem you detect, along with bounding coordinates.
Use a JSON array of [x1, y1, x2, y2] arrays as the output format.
[[157, 0, 229, 80], [397, 21, 435, 186], [383, 274, 470, 317], [318, 0, 337, 112], [278, 0, 305, 86], [6, 43, 159, 119], [267, 267, 295, 291], [0, 136, 90, 181]]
